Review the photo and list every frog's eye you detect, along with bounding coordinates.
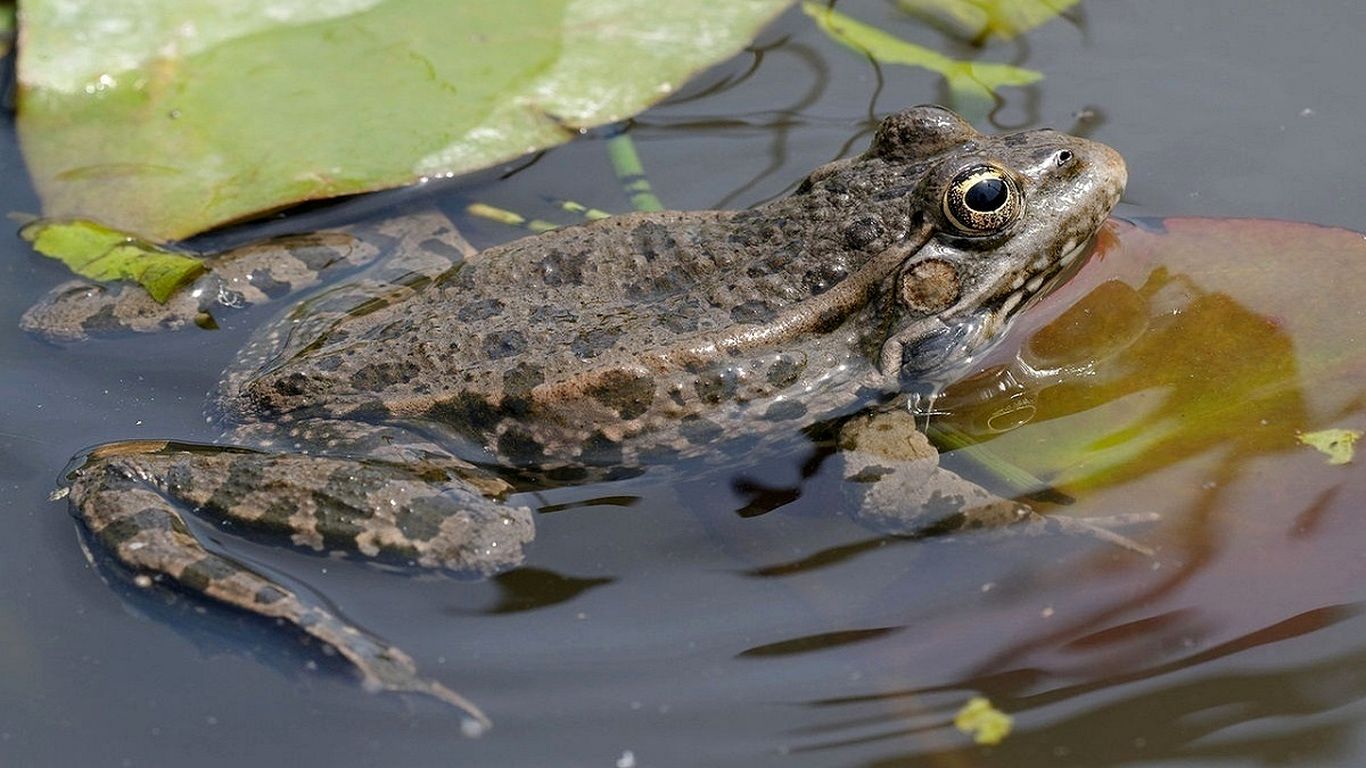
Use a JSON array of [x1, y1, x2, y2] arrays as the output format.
[[942, 165, 1022, 235]]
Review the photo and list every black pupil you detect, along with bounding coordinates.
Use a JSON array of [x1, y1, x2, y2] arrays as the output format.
[[965, 178, 1008, 212]]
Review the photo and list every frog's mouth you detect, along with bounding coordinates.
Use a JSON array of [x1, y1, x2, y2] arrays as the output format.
[[981, 234, 1094, 331], [894, 234, 1095, 388]]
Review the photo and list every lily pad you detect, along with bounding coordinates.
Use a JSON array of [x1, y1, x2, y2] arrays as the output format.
[[897, 0, 1080, 44], [16, 0, 792, 242], [20, 219, 205, 302], [803, 2, 1041, 113], [930, 218, 1366, 500]]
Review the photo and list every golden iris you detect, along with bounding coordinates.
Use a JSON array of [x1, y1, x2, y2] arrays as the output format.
[[942, 165, 1022, 235]]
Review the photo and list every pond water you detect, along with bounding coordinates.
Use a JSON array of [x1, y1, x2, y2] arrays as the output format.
[[3, 1, 1364, 765]]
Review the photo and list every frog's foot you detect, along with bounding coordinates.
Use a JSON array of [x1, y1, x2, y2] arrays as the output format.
[[20, 230, 376, 342], [1012, 511, 1158, 556], [21, 210, 471, 342], [839, 410, 1156, 554], [63, 439, 534, 731]]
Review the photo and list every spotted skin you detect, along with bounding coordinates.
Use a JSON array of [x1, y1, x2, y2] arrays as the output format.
[[69, 441, 516, 722], [21, 211, 471, 342], [50, 106, 1129, 727]]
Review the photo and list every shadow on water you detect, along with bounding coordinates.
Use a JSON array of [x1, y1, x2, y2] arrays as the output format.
[[469, 567, 615, 616]]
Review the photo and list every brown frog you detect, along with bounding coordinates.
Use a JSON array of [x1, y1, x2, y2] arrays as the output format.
[[42, 106, 1127, 730]]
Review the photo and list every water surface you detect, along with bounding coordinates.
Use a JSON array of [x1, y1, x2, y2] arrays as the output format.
[[2, 1, 1363, 765]]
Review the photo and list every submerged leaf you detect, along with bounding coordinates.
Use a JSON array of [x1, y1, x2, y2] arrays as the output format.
[[21, 220, 205, 302], [16, 0, 792, 241], [930, 218, 1366, 501], [954, 696, 1013, 745], [803, 2, 1041, 111], [1299, 429, 1361, 465], [897, 0, 1080, 44]]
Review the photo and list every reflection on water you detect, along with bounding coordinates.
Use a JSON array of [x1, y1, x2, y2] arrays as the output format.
[[792, 605, 1366, 765]]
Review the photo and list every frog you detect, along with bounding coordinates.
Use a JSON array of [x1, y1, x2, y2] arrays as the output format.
[[41, 106, 1127, 730]]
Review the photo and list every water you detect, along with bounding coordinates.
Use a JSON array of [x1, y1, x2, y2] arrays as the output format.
[[2, 1, 1364, 765]]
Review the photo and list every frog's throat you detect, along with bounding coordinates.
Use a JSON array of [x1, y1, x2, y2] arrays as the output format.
[[876, 233, 1096, 382]]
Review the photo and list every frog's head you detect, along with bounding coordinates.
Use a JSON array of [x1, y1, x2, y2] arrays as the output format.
[[802, 105, 1127, 387]]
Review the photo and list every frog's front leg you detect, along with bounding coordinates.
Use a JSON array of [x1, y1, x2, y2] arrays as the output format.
[[839, 409, 1155, 553], [840, 409, 1027, 533], [62, 431, 533, 730], [22, 211, 472, 342]]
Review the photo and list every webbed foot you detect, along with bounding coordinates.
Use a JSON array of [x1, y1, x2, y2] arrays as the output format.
[[22, 211, 471, 342], [840, 409, 1157, 554]]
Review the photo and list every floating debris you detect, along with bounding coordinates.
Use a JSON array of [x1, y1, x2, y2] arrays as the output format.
[[954, 695, 1013, 745], [1298, 429, 1362, 465]]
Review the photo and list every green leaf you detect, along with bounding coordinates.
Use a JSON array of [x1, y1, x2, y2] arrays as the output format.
[[802, 2, 1041, 112], [21, 220, 206, 302], [897, 0, 1080, 44], [16, 0, 792, 242]]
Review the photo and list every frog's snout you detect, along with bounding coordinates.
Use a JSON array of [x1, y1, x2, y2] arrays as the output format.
[[1092, 140, 1128, 206]]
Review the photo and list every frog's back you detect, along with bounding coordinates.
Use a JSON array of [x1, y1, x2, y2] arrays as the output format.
[[218, 205, 880, 430]]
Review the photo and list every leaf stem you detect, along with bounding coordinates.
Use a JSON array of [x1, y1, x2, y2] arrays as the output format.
[[606, 133, 664, 212], [465, 203, 559, 233]]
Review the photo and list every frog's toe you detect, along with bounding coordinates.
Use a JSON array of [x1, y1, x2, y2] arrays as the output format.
[[293, 602, 492, 733], [21, 279, 201, 342], [1036, 512, 1159, 556]]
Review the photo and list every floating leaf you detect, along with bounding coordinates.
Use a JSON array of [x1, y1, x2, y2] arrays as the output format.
[[954, 696, 1013, 745], [15, 0, 792, 242], [20, 220, 205, 302], [930, 218, 1366, 500], [897, 0, 1080, 44], [803, 2, 1041, 113], [1299, 429, 1361, 465]]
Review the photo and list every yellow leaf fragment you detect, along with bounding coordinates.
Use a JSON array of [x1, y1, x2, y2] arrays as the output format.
[[898, 0, 1080, 44], [1298, 429, 1362, 465], [954, 695, 1013, 745], [803, 2, 1041, 110]]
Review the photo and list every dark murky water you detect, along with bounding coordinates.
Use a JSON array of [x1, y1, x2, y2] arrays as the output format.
[[3, 1, 1364, 765]]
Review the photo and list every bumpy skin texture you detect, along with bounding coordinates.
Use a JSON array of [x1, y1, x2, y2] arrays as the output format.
[[22, 228, 394, 342], [52, 107, 1127, 727]]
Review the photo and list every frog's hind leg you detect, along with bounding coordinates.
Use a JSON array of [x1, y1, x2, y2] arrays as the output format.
[[64, 438, 534, 732]]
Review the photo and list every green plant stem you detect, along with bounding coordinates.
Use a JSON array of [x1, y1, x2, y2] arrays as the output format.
[[606, 133, 663, 212]]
